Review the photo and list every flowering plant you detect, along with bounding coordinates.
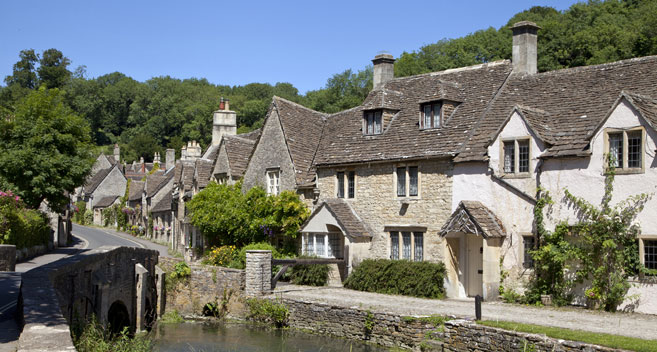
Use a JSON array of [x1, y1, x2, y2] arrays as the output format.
[[205, 245, 238, 267], [585, 287, 601, 301]]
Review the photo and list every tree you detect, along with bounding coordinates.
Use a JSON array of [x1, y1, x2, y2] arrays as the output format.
[[4, 49, 39, 89], [38, 48, 71, 89], [0, 87, 94, 210]]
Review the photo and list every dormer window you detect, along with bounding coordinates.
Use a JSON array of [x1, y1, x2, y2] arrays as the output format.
[[364, 110, 382, 135], [421, 102, 442, 129], [501, 138, 530, 175], [604, 128, 645, 173]]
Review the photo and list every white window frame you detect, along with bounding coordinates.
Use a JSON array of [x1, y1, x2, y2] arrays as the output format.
[[500, 137, 531, 177], [604, 127, 645, 174], [302, 232, 342, 258], [389, 231, 424, 261], [639, 236, 657, 276], [266, 169, 280, 195], [394, 165, 419, 198]]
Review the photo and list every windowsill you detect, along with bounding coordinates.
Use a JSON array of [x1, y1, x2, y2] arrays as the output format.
[[499, 172, 531, 179], [627, 275, 657, 284], [396, 197, 420, 203], [605, 168, 644, 175]]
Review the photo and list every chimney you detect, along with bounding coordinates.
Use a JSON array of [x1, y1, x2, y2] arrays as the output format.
[[139, 157, 145, 173], [512, 21, 540, 75], [113, 143, 120, 163], [212, 97, 237, 146], [165, 148, 175, 170], [372, 53, 395, 90], [186, 140, 202, 160], [181, 145, 187, 160], [153, 152, 160, 164]]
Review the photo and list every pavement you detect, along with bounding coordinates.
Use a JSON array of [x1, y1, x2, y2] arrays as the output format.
[[0, 224, 171, 351], [270, 284, 657, 341]]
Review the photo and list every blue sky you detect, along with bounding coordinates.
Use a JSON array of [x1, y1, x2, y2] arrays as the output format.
[[1, 0, 580, 93]]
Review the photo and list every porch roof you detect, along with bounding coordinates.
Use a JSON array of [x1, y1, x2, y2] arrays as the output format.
[[439, 200, 505, 239], [301, 199, 372, 239]]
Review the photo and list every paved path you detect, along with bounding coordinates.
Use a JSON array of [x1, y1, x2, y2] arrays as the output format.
[[271, 285, 657, 341]]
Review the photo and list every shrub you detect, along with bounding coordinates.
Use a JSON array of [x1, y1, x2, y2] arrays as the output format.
[[83, 209, 93, 224], [166, 261, 191, 291], [0, 191, 51, 249], [344, 259, 446, 299], [204, 245, 238, 267], [72, 201, 87, 224], [246, 298, 289, 327], [73, 316, 152, 352], [159, 310, 184, 324], [288, 256, 330, 286]]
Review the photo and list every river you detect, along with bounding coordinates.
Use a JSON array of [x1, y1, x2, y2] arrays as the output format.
[[153, 322, 389, 352]]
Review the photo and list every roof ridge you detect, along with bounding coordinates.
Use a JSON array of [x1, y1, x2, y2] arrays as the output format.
[[532, 55, 657, 78], [225, 134, 257, 144], [622, 90, 657, 103], [273, 96, 327, 119], [383, 60, 510, 86]]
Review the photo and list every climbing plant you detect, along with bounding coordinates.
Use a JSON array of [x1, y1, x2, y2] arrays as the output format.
[[528, 158, 653, 311]]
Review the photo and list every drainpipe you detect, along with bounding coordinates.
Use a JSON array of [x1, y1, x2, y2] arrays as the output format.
[[487, 167, 537, 204]]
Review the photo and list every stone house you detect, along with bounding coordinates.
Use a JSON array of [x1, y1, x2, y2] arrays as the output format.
[[242, 97, 326, 207], [211, 130, 260, 184], [79, 164, 127, 211], [299, 21, 657, 312], [142, 171, 174, 240], [126, 180, 145, 228], [92, 195, 120, 226]]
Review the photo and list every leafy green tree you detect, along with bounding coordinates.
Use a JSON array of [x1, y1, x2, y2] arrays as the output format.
[[0, 87, 94, 210], [187, 182, 309, 247], [305, 67, 372, 113], [38, 48, 71, 89], [4, 49, 39, 89]]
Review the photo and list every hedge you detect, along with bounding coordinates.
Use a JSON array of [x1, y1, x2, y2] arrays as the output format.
[[289, 256, 330, 286], [344, 259, 446, 298], [0, 191, 51, 249]]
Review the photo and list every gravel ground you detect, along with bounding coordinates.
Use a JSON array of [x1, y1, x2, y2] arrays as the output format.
[[269, 284, 657, 341]]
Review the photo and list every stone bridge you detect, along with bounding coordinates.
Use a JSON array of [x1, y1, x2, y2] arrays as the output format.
[[17, 246, 163, 351]]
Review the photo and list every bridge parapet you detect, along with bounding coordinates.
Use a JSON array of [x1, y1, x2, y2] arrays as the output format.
[[17, 246, 160, 351]]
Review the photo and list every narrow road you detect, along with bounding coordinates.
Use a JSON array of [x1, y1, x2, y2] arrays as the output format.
[[72, 223, 171, 257]]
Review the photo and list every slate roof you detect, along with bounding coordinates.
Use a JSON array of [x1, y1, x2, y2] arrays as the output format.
[[146, 171, 173, 198], [173, 160, 196, 191], [270, 97, 327, 185], [315, 61, 513, 166], [303, 199, 372, 238], [440, 201, 505, 238], [217, 135, 258, 178], [93, 195, 119, 209], [456, 55, 657, 161], [195, 159, 214, 189], [84, 167, 112, 194], [622, 91, 657, 130], [151, 192, 172, 213], [128, 181, 145, 201]]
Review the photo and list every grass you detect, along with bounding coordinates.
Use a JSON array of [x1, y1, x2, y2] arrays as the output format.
[[160, 310, 184, 324], [479, 320, 657, 352]]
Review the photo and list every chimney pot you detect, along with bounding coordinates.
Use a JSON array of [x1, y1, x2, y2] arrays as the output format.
[[512, 21, 540, 75], [372, 53, 395, 90]]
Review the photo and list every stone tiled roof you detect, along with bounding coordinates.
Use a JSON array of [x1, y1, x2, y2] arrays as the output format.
[[128, 181, 145, 201], [195, 159, 214, 189], [513, 106, 557, 145], [84, 167, 112, 194], [305, 199, 372, 238], [151, 192, 172, 213], [315, 61, 513, 166], [622, 91, 657, 129], [272, 97, 327, 185], [456, 55, 657, 161], [146, 171, 173, 198], [222, 135, 257, 178], [93, 195, 119, 209], [238, 128, 261, 141], [176, 160, 196, 191], [440, 201, 505, 238]]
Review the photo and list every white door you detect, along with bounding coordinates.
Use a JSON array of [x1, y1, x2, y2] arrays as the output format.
[[466, 235, 483, 297]]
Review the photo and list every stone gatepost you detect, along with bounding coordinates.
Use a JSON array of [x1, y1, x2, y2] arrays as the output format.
[[245, 250, 272, 296], [155, 265, 166, 317], [0, 245, 16, 271], [135, 263, 149, 332]]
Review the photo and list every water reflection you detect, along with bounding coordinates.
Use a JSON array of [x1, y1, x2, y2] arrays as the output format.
[[154, 322, 388, 352]]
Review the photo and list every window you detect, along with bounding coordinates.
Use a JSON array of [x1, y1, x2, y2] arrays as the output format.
[[337, 172, 345, 198], [502, 138, 530, 175], [364, 110, 382, 135], [336, 171, 355, 199], [390, 231, 424, 261], [421, 102, 442, 129], [605, 129, 644, 171], [303, 233, 342, 258], [644, 240, 657, 272], [396, 166, 419, 197], [267, 170, 280, 195], [523, 235, 535, 269]]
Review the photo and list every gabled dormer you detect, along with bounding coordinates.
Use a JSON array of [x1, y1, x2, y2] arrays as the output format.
[[418, 80, 463, 130]]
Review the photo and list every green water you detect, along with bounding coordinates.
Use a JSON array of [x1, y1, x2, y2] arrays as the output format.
[[153, 322, 390, 352]]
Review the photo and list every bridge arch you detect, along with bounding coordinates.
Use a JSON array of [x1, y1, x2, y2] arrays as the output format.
[[107, 300, 130, 334]]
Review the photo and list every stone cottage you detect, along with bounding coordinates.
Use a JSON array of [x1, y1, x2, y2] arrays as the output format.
[[79, 164, 127, 211], [92, 195, 120, 226], [298, 21, 657, 312], [212, 130, 260, 184]]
